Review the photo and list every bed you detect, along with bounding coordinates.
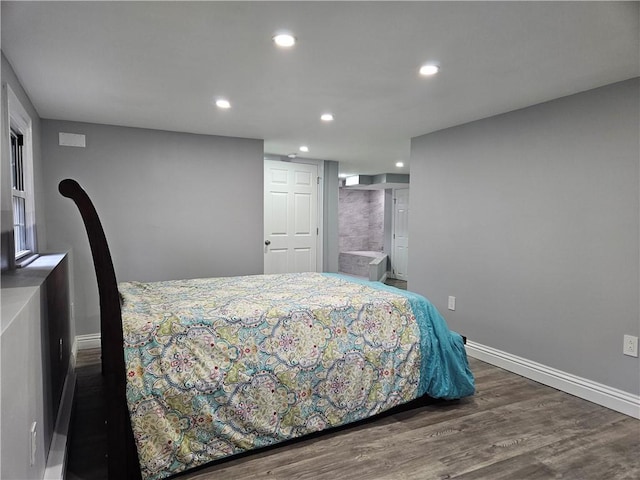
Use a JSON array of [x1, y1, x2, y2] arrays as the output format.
[[59, 179, 474, 480]]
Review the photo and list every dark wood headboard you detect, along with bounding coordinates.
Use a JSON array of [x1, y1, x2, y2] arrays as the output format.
[[59, 179, 141, 479]]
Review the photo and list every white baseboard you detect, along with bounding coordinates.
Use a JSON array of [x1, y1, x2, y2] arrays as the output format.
[[466, 341, 640, 419], [44, 359, 77, 479], [75, 333, 101, 350], [76, 333, 639, 418]]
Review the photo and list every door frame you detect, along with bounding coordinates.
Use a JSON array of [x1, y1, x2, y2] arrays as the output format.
[[390, 187, 409, 280], [263, 157, 324, 273]]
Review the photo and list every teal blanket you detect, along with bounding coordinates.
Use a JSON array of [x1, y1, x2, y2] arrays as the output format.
[[326, 274, 475, 400]]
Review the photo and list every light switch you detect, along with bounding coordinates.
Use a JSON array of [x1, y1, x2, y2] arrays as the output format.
[[448, 296, 456, 311]]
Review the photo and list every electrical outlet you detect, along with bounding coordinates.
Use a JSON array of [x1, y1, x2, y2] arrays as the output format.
[[448, 296, 456, 311], [30, 422, 37, 466], [623, 335, 638, 357]]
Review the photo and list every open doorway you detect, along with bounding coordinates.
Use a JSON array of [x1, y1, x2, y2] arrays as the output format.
[[337, 180, 409, 287]]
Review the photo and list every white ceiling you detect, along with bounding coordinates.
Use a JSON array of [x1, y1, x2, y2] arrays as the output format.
[[2, 1, 638, 175]]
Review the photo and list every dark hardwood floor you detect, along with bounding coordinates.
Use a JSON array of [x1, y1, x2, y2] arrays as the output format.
[[67, 349, 639, 480], [66, 349, 106, 480]]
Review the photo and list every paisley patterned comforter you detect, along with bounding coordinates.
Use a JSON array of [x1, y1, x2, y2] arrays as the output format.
[[119, 272, 474, 480]]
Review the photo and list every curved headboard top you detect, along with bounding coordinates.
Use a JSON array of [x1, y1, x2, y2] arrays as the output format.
[[58, 179, 123, 374], [58, 178, 81, 199]]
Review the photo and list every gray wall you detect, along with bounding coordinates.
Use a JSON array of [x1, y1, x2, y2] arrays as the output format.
[[323, 160, 340, 273], [410, 78, 639, 395], [43, 120, 264, 336]]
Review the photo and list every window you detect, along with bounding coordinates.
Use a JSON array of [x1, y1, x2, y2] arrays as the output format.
[[11, 129, 28, 257], [7, 86, 37, 265]]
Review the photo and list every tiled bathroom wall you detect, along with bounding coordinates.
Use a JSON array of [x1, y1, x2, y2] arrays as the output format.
[[338, 188, 385, 252], [368, 189, 384, 251]]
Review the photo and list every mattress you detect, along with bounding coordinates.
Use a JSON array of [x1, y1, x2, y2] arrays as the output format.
[[119, 272, 475, 480]]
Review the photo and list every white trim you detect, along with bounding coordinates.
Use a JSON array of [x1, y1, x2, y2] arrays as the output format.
[[7, 85, 37, 256], [6, 85, 30, 129], [317, 160, 324, 273], [466, 340, 640, 419], [390, 187, 409, 281], [72, 336, 78, 360], [43, 355, 77, 480], [76, 333, 101, 350]]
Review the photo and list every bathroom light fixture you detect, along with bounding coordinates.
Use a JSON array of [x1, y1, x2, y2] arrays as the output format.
[[299, 145, 309, 152], [419, 64, 440, 76], [273, 33, 296, 48], [215, 99, 231, 109], [320, 113, 334, 122], [395, 161, 404, 168]]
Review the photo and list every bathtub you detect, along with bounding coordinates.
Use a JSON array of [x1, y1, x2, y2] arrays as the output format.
[[339, 251, 388, 282]]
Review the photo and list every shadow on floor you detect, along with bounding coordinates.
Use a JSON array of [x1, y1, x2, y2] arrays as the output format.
[[384, 278, 407, 290]]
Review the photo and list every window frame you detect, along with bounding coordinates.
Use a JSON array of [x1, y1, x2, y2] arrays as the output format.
[[7, 85, 37, 265]]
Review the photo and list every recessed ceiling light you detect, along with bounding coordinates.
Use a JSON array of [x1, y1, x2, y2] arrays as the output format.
[[215, 99, 231, 109], [320, 113, 334, 122], [299, 145, 309, 152], [419, 64, 440, 76], [273, 33, 296, 48], [396, 162, 404, 168]]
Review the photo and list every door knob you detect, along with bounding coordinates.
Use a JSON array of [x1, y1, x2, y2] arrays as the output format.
[[265, 240, 271, 245]]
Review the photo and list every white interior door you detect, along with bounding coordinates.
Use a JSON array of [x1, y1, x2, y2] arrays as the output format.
[[392, 188, 409, 280], [264, 160, 318, 274]]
